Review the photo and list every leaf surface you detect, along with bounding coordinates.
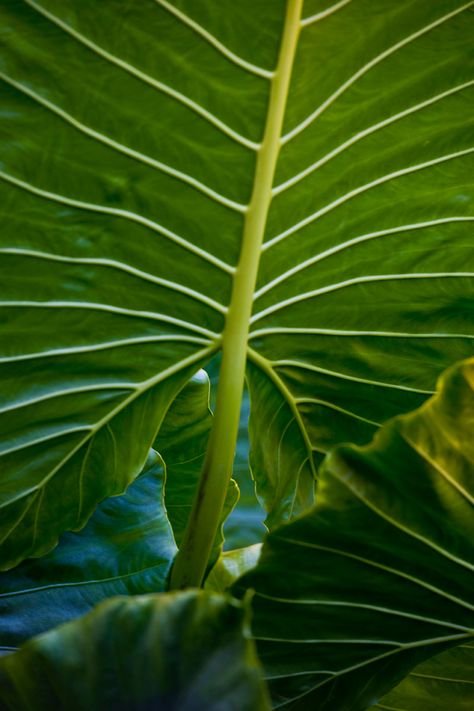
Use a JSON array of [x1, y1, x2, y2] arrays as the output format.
[[205, 544, 262, 593], [0, 450, 176, 648], [0, 590, 271, 711], [247, 0, 474, 524], [155, 368, 239, 565], [234, 358, 474, 710], [1, 0, 473, 561], [375, 644, 474, 711]]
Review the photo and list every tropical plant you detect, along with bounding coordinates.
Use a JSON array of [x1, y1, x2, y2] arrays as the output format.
[[0, 0, 473, 709]]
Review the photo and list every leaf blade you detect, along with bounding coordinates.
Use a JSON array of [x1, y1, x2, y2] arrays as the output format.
[[0, 450, 177, 647], [234, 358, 474, 710], [1, 0, 473, 558]]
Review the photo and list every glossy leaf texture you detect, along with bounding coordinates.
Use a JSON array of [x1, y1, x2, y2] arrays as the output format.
[[375, 643, 474, 710], [155, 368, 239, 566], [0, 590, 271, 711], [234, 358, 474, 710], [1, 0, 473, 564], [0, 450, 176, 649]]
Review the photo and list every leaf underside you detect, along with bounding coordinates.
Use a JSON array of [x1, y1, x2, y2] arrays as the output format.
[[0, 1, 473, 563]]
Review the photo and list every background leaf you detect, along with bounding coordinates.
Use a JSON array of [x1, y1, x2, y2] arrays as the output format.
[[234, 358, 474, 710], [375, 643, 474, 710], [0, 450, 176, 648], [155, 368, 239, 566], [223, 385, 267, 550], [0, 590, 271, 711]]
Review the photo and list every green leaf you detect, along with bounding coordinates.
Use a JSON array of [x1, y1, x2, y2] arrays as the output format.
[[0, 450, 177, 648], [1, 0, 473, 566], [155, 368, 239, 565], [234, 358, 474, 710], [0, 591, 271, 711], [375, 643, 474, 710]]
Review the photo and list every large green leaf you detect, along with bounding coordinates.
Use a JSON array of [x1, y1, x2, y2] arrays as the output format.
[[0, 590, 271, 710], [156, 370, 214, 546], [234, 358, 474, 710], [375, 644, 474, 711], [0, 450, 176, 648], [245, 0, 474, 524], [0, 367, 244, 647], [1, 0, 473, 564]]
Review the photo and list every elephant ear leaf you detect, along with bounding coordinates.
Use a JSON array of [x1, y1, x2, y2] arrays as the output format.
[[245, 0, 474, 526], [234, 358, 474, 710], [0, 590, 271, 711], [0, 0, 473, 568]]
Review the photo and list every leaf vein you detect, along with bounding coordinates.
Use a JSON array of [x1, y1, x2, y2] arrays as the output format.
[[0, 72, 247, 213], [0, 170, 234, 274], [284, 2, 474, 143], [275, 81, 474, 194], [0, 300, 218, 340], [0, 248, 227, 314], [154, 0, 273, 79], [251, 272, 474, 323], [301, 0, 353, 27], [23, 0, 259, 150], [255, 217, 474, 298], [264, 148, 474, 251]]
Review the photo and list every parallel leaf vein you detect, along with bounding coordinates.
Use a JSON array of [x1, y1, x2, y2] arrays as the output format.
[[0, 300, 219, 339], [0, 72, 247, 213], [283, 2, 474, 143], [335, 471, 474, 572], [252, 272, 474, 323], [2, 346, 215, 511], [23, 0, 259, 150], [275, 80, 474, 195], [264, 148, 474, 251], [0, 170, 234, 273], [0, 248, 227, 314], [255, 217, 474, 299]]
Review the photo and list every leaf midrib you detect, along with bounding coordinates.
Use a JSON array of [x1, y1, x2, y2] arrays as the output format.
[[170, 0, 304, 587]]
